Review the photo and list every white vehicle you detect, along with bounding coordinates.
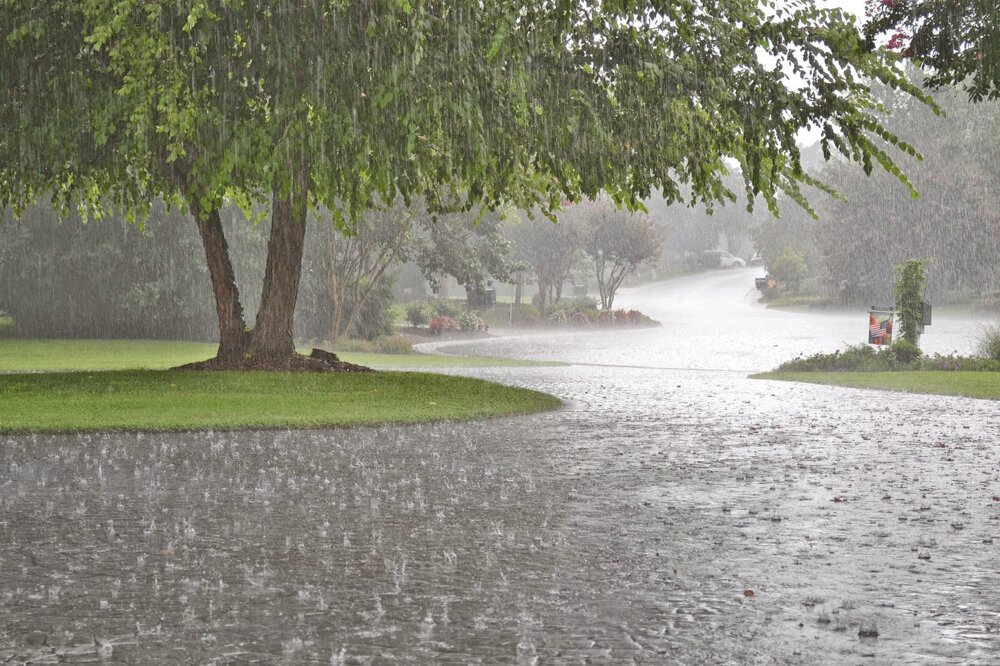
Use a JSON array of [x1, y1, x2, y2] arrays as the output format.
[[703, 250, 746, 268]]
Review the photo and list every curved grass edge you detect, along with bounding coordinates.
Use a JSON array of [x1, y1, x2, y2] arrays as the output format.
[[0, 339, 562, 373], [751, 370, 1000, 401], [0, 370, 562, 434]]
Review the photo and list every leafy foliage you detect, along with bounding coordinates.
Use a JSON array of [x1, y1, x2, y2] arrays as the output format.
[[1, 0, 938, 362], [405, 302, 433, 328], [894, 258, 929, 345], [753, 74, 1000, 308], [579, 199, 662, 310], [509, 208, 585, 313], [776, 343, 1000, 372], [974, 322, 1000, 361], [768, 247, 809, 293], [891, 339, 923, 364], [864, 0, 1000, 102]]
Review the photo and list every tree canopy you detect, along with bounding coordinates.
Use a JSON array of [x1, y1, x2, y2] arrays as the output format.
[[1, 0, 932, 367], [864, 0, 1000, 102]]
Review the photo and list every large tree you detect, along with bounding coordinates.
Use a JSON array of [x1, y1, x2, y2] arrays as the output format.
[[2, 1, 930, 369]]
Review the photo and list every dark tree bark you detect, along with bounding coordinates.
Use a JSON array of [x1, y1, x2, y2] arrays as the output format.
[[189, 203, 250, 361], [248, 159, 310, 362]]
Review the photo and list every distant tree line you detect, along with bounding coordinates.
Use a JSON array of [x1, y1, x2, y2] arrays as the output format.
[[752, 73, 1000, 308], [0, 194, 666, 340], [0, 200, 506, 341]]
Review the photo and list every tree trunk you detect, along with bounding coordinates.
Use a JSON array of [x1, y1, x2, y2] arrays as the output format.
[[190, 203, 250, 361], [249, 160, 310, 362]]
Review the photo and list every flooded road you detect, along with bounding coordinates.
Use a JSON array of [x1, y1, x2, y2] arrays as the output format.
[[3, 270, 998, 663]]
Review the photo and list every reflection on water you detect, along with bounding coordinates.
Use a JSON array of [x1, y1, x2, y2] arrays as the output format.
[[2, 271, 998, 663]]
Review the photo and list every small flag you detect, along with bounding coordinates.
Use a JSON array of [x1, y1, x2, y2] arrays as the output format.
[[868, 310, 893, 345]]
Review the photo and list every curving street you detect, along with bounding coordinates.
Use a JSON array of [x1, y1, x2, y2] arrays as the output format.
[[2, 270, 998, 664]]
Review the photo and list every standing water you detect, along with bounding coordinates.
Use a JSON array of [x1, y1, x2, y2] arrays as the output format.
[[2, 270, 998, 663]]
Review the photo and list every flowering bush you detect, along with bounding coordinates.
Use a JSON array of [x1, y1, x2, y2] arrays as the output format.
[[428, 315, 455, 335], [458, 312, 486, 331], [570, 311, 591, 325]]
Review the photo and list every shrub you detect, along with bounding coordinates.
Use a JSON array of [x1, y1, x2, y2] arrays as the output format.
[[596, 310, 613, 326], [915, 353, 1000, 372], [428, 315, 455, 335], [547, 309, 569, 325], [974, 322, 1000, 361], [334, 335, 413, 354], [334, 338, 375, 354], [769, 247, 809, 292], [775, 342, 1000, 373], [375, 335, 414, 354], [430, 299, 462, 318], [559, 296, 599, 315], [458, 312, 485, 331], [613, 309, 629, 324], [891, 339, 922, 364], [405, 301, 432, 327], [343, 278, 396, 341], [777, 344, 899, 372], [570, 311, 591, 325], [518, 305, 540, 325]]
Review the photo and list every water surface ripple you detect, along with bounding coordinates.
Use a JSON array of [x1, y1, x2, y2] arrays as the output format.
[[2, 270, 998, 664]]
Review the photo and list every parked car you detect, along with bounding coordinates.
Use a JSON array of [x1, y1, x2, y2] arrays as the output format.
[[702, 250, 746, 268]]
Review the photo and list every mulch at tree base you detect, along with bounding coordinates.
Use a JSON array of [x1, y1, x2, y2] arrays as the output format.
[[177, 348, 374, 373]]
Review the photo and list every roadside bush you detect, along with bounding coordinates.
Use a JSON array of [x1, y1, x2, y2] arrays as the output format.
[[405, 301, 433, 327], [915, 353, 1000, 372], [776, 343, 1000, 373], [974, 322, 1000, 360], [570, 311, 591, 325], [777, 344, 900, 372], [890, 339, 922, 364]]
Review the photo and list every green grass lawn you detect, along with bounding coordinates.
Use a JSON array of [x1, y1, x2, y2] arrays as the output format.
[[0, 338, 552, 373], [0, 370, 561, 433], [753, 370, 1000, 400], [0, 339, 561, 433]]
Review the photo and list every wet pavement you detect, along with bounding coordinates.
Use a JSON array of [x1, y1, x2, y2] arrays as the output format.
[[2, 269, 998, 664]]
